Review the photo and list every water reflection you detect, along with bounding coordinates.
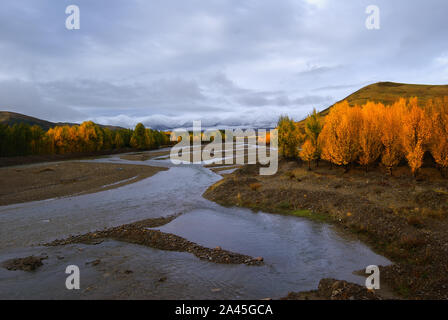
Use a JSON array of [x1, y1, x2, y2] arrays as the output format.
[[0, 151, 390, 299]]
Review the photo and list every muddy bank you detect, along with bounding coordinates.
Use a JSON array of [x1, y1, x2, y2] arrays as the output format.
[[0, 162, 167, 206], [209, 165, 242, 174], [204, 160, 448, 299], [119, 150, 170, 161], [281, 278, 380, 300], [45, 215, 264, 266]]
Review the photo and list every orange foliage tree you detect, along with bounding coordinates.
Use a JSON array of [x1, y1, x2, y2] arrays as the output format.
[[282, 96, 448, 178], [428, 98, 448, 177], [358, 102, 384, 171], [401, 98, 431, 176], [380, 99, 405, 175], [319, 101, 361, 170]]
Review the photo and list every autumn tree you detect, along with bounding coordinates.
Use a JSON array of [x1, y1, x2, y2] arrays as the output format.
[[428, 98, 448, 177], [380, 99, 405, 175], [45, 127, 56, 154], [401, 97, 431, 177], [319, 101, 361, 171], [67, 125, 81, 153], [79, 121, 102, 152], [299, 139, 316, 170], [358, 102, 384, 171]]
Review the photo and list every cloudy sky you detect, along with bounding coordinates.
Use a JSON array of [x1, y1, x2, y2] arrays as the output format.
[[1, 0, 447, 129]]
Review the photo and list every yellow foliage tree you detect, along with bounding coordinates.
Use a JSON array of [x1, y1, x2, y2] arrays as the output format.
[[299, 139, 316, 170], [79, 121, 101, 152]]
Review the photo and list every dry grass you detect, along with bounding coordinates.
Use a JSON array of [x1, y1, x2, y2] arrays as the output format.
[[249, 182, 262, 191], [399, 234, 427, 249], [406, 215, 425, 228], [204, 158, 448, 299]]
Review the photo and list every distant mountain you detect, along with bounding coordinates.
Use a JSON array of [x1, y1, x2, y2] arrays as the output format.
[[0, 111, 124, 131], [315, 81, 448, 119]]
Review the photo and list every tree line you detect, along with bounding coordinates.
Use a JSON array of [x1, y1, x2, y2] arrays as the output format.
[[0, 121, 170, 157], [278, 97, 448, 177]]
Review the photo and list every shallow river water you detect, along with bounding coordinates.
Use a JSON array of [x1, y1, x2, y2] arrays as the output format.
[[0, 149, 390, 299]]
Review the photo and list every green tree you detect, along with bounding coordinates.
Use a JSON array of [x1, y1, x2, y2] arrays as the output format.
[[277, 116, 302, 159], [304, 108, 323, 167], [113, 131, 125, 149], [130, 123, 150, 150], [30, 125, 45, 154], [0, 124, 7, 156]]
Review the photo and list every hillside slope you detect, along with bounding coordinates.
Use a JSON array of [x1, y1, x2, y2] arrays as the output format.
[[0, 111, 123, 131], [316, 81, 448, 119]]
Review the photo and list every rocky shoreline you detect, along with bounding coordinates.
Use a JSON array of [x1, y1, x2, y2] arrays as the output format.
[[44, 214, 264, 266]]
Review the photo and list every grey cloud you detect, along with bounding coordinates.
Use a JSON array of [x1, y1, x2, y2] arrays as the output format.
[[0, 79, 86, 121], [237, 93, 332, 107], [0, 0, 447, 128], [312, 83, 367, 92]]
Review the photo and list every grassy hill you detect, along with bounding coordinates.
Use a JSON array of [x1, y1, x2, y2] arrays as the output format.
[[315, 81, 448, 119], [0, 111, 123, 131]]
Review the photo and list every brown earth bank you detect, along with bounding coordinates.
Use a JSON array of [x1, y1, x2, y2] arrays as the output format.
[[281, 278, 380, 300], [119, 150, 171, 161], [44, 215, 264, 266], [0, 161, 167, 206], [203, 159, 448, 300]]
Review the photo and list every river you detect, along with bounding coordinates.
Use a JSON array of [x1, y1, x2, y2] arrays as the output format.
[[0, 148, 390, 299]]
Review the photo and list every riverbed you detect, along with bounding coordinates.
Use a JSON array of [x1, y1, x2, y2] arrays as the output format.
[[0, 148, 390, 299]]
